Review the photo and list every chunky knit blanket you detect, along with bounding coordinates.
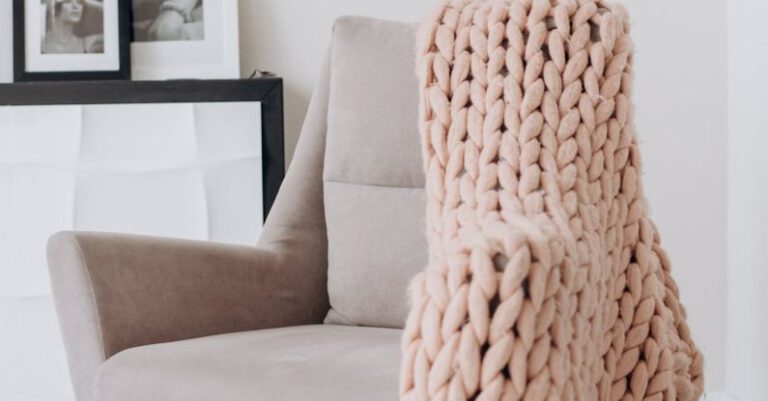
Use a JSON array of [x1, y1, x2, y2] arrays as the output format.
[[401, 1, 704, 401]]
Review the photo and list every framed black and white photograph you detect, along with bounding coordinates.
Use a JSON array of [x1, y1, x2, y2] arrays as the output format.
[[12, 0, 131, 81], [130, 0, 239, 80]]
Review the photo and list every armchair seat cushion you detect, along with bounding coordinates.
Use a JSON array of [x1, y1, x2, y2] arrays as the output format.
[[94, 325, 401, 401]]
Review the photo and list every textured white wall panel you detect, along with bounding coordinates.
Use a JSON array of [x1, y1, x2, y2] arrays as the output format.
[[195, 102, 263, 161], [73, 168, 210, 240], [0, 297, 73, 401], [7, 107, 82, 163], [203, 158, 263, 244], [80, 104, 198, 170], [0, 166, 75, 297], [0, 101, 263, 401]]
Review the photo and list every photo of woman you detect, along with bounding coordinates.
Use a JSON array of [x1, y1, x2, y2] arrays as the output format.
[[128, 0, 237, 80], [41, 0, 104, 54], [132, 0, 205, 42]]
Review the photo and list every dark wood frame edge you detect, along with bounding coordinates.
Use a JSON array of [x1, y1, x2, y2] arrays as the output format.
[[13, 0, 133, 82]]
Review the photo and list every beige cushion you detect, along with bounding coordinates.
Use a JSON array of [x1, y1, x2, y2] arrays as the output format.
[[323, 17, 427, 328], [94, 325, 401, 401]]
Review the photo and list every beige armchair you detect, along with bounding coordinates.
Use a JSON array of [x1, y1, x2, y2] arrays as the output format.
[[48, 17, 423, 401]]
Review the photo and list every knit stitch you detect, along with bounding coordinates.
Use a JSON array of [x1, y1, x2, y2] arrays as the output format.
[[401, 1, 705, 400]]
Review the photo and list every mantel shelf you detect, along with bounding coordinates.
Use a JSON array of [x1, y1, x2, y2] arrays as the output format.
[[0, 77, 282, 106]]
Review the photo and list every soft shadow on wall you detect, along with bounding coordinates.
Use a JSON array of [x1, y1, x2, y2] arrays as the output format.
[[237, 0, 435, 166], [625, 0, 727, 392], [239, 0, 308, 168]]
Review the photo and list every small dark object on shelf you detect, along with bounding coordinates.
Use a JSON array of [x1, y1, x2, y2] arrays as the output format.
[[249, 69, 275, 79]]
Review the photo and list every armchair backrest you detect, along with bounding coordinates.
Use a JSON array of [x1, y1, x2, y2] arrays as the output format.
[[260, 17, 427, 329]]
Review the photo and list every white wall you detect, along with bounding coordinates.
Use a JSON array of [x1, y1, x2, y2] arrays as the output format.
[[0, 1, 11, 83], [623, 0, 728, 392], [727, 1, 768, 400], [0, 0, 730, 397]]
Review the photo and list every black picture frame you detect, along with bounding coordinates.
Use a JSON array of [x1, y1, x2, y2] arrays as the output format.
[[0, 78, 286, 220], [13, 0, 132, 82]]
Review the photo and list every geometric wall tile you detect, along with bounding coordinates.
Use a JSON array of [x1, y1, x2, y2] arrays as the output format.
[[74, 168, 208, 241], [0, 167, 14, 293], [203, 157, 263, 245], [6, 106, 82, 164], [80, 104, 197, 171], [0, 297, 75, 401], [0, 100, 263, 401], [0, 108, 14, 162], [195, 102, 262, 162], [0, 165, 75, 298]]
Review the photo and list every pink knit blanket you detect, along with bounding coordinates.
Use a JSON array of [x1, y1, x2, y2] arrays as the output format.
[[401, 1, 705, 400]]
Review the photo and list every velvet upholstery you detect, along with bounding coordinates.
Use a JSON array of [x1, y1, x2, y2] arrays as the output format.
[[48, 16, 421, 401], [94, 325, 401, 401], [49, 45, 334, 401], [48, 232, 330, 401], [323, 17, 427, 328]]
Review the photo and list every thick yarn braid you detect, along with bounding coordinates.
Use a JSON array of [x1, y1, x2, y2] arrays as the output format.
[[401, 1, 705, 401]]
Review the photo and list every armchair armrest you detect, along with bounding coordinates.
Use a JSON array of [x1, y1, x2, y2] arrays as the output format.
[[48, 231, 326, 401]]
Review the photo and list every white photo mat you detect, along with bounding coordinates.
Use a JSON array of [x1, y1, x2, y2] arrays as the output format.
[[24, 0, 121, 73], [131, 0, 239, 80]]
